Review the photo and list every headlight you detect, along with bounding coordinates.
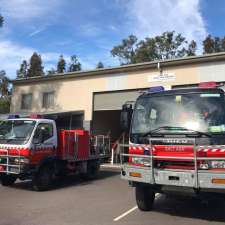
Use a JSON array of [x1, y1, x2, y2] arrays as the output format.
[[210, 161, 225, 169], [14, 157, 29, 164], [199, 162, 209, 170], [131, 157, 151, 166], [132, 157, 143, 164]]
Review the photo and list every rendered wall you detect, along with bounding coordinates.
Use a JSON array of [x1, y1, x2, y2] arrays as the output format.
[[11, 62, 225, 121]]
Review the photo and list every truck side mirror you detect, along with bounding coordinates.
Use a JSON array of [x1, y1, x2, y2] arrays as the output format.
[[120, 103, 133, 131]]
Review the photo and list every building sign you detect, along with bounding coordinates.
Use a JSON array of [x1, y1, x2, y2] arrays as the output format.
[[148, 72, 176, 82]]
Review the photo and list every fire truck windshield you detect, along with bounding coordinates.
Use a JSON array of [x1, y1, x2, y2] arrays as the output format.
[[131, 91, 225, 135], [0, 120, 36, 145]]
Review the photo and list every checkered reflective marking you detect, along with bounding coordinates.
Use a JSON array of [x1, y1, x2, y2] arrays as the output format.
[[197, 145, 225, 153], [129, 144, 225, 154]]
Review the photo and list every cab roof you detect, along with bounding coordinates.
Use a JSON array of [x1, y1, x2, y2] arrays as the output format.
[[7, 118, 54, 123], [142, 87, 224, 98]]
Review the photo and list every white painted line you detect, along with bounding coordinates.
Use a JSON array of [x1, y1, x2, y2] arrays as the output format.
[[113, 193, 160, 222], [113, 206, 138, 222]]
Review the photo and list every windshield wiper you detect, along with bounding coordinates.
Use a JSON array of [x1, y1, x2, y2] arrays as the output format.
[[6, 137, 26, 143], [142, 126, 211, 137]]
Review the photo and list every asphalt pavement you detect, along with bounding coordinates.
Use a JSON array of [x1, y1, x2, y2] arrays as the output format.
[[0, 167, 225, 225]]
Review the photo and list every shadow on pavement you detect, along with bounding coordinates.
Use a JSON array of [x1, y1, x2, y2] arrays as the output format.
[[10, 168, 120, 192], [154, 194, 225, 222]]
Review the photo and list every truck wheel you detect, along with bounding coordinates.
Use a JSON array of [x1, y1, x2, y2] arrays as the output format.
[[0, 174, 16, 186], [81, 161, 100, 180], [32, 166, 54, 191], [135, 185, 155, 211]]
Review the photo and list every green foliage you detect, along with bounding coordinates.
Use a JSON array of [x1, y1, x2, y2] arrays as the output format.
[[186, 40, 197, 56], [0, 15, 3, 27], [16, 60, 28, 79], [0, 70, 10, 96], [68, 55, 81, 72], [47, 68, 57, 75], [96, 61, 104, 69], [203, 35, 225, 54], [0, 97, 10, 114], [111, 35, 138, 64], [0, 70, 11, 113], [111, 31, 197, 64], [57, 55, 66, 73], [27, 52, 44, 77]]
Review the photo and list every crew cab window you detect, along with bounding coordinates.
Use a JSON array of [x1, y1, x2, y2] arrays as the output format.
[[33, 123, 53, 143]]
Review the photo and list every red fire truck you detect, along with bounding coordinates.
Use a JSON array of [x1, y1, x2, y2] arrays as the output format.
[[120, 82, 225, 211], [0, 115, 110, 191]]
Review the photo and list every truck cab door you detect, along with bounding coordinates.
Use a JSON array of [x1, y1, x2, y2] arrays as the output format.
[[31, 122, 57, 164]]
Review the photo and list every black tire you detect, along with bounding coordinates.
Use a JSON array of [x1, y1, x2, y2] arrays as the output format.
[[0, 174, 17, 186], [32, 165, 54, 191], [135, 185, 155, 211], [81, 161, 100, 180]]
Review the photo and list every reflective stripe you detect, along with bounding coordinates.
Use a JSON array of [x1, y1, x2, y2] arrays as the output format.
[[212, 149, 218, 152]]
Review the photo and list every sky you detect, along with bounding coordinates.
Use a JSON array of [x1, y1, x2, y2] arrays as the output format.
[[0, 0, 225, 78]]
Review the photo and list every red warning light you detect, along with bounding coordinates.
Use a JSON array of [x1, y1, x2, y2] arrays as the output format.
[[29, 114, 42, 119], [198, 82, 217, 88]]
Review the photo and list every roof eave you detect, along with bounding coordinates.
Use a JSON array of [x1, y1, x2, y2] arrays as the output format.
[[12, 52, 225, 85]]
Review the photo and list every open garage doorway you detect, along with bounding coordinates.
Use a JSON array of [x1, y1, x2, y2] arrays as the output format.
[[92, 110, 123, 143], [92, 89, 143, 144]]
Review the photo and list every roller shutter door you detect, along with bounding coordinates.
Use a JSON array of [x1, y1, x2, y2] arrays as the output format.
[[94, 90, 142, 111]]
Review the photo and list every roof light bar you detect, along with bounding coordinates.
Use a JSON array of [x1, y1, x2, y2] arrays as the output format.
[[8, 114, 20, 119], [148, 86, 165, 93], [29, 114, 42, 119], [198, 82, 217, 88]]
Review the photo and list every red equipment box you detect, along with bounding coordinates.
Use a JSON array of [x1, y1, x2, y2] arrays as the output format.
[[58, 130, 89, 160]]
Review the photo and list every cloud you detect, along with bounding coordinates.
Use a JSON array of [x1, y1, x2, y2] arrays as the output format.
[[79, 23, 103, 37], [109, 25, 118, 32], [0, 39, 111, 78], [1, 0, 62, 21], [0, 40, 69, 78], [0, 40, 34, 77], [121, 0, 207, 46], [29, 27, 46, 37]]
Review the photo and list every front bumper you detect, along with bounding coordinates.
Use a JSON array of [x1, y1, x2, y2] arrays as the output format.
[[121, 164, 225, 190], [0, 156, 27, 175]]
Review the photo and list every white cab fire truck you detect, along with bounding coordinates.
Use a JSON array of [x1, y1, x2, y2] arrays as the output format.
[[0, 115, 110, 191], [120, 82, 225, 211]]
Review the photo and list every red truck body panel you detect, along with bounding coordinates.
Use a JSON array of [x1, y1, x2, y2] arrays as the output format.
[[129, 144, 225, 170], [58, 130, 89, 161], [0, 148, 30, 157]]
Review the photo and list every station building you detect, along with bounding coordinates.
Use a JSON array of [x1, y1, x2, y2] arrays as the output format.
[[11, 52, 225, 142]]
